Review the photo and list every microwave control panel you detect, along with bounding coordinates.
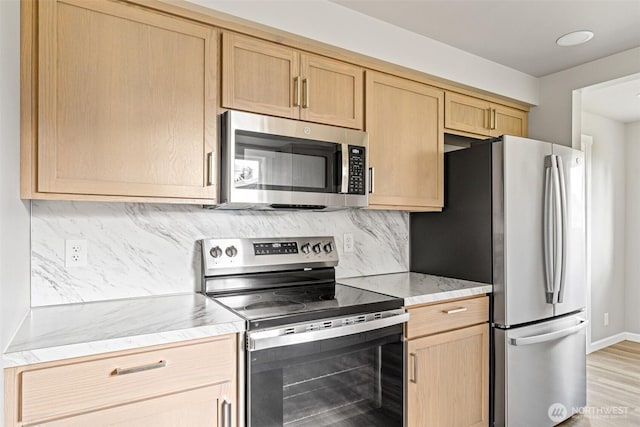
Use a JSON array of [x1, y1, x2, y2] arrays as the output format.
[[348, 146, 366, 195]]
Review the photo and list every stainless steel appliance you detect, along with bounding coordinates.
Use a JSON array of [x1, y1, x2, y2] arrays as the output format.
[[216, 111, 369, 210], [202, 236, 407, 427], [410, 136, 587, 426]]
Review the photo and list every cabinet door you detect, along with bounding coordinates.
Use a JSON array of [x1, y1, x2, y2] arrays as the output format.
[[491, 104, 528, 137], [37, 0, 217, 200], [41, 384, 233, 427], [365, 71, 444, 210], [445, 92, 491, 136], [222, 32, 299, 118], [300, 54, 363, 129], [407, 323, 489, 427]]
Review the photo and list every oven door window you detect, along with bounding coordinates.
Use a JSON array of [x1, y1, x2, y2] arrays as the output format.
[[248, 325, 403, 427], [234, 130, 340, 193]]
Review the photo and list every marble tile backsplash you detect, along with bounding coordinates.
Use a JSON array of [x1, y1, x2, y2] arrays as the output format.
[[31, 201, 409, 306]]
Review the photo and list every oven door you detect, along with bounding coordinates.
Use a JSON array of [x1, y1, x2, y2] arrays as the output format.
[[247, 324, 404, 427]]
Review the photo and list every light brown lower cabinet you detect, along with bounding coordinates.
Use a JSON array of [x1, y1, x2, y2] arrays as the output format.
[[4, 335, 237, 427], [406, 297, 489, 427], [35, 385, 227, 427]]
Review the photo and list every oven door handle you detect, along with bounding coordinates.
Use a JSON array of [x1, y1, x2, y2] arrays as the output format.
[[247, 312, 410, 351]]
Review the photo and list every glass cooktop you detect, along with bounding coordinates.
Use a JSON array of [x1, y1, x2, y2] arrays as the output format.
[[213, 282, 403, 330]]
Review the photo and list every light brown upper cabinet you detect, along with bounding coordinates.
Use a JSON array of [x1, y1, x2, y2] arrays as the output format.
[[445, 92, 528, 138], [222, 32, 364, 129], [365, 71, 444, 211], [23, 0, 218, 202]]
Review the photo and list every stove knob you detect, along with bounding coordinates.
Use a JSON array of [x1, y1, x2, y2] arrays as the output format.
[[301, 243, 311, 254], [225, 246, 238, 257], [312, 243, 322, 254], [323, 243, 333, 253], [209, 246, 223, 258]]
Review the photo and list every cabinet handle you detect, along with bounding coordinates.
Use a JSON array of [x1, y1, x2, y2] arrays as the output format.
[[207, 152, 214, 186], [222, 400, 232, 427], [293, 76, 301, 107], [112, 360, 166, 376], [490, 108, 497, 130], [409, 353, 418, 383], [369, 167, 375, 194], [443, 307, 468, 314], [302, 78, 309, 108], [493, 108, 498, 130]]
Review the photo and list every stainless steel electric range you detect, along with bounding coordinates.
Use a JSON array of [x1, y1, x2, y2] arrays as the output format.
[[201, 236, 408, 427]]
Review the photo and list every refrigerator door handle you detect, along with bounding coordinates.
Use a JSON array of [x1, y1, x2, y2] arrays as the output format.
[[551, 155, 563, 304], [543, 157, 554, 303], [509, 319, 588, 346], [556, 156, 568, 303]]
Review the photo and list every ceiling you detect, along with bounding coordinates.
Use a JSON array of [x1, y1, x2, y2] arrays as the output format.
[[330, 0, 640, 77], [582, 77, 640, 123]]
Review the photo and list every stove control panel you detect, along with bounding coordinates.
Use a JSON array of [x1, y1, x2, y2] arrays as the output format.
[[254, 242, 298, 256], [201, 236, 339, 276]]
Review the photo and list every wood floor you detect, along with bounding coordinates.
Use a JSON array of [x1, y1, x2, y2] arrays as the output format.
[[560, 340, 640, 427]]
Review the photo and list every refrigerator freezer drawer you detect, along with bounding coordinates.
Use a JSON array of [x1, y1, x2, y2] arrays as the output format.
[[494, 314, 587, 427]]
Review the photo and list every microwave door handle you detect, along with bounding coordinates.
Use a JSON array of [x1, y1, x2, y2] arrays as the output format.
[[340, 144, 349, 194]]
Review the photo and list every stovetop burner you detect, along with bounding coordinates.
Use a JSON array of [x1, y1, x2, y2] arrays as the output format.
[[213, 282, 402, 330], [241, 300, 305, 317]]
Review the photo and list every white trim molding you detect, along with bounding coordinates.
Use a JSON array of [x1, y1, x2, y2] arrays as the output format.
[[589, 332, 640, 354], [581, 135, 593, 355], [626, 332, 640, 343]]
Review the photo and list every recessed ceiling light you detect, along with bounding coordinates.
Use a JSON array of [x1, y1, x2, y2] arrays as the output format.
[[556, 30, 594, 47]]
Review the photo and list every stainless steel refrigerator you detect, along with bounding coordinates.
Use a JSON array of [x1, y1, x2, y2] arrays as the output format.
[[410, 135, 587, 426]]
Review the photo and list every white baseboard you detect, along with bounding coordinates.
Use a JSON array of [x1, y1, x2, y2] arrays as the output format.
[[626, 332, 640, 343], [589, 331, 640, 353]]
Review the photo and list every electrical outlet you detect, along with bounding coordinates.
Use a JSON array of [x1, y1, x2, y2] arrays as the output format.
[[65, 239, 87, 267], [604, 312, 609, 326], [343, 233, 355, 253]]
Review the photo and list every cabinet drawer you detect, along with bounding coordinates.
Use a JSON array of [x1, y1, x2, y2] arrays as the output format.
[[20, 336, 235, 424], [406, 296, 488, 339]]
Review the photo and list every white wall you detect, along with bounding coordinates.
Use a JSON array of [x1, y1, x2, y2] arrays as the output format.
[[530, 48, 640, 147], [625, 121, 640, 335], [185, 0, 539, 105], [582, 112, 627, 342], [0, 0, 32, 423]]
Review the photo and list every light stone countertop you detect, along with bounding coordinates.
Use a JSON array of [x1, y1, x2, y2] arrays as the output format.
[[2, 293, 245, 368], [339, 272, 492, 306], [3, 273, 490, 368]]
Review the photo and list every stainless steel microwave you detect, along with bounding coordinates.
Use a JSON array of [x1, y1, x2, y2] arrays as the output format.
[[216, 111, 369, 210]]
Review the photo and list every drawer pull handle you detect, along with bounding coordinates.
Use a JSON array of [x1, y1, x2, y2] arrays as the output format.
[[443, 307, 468, 314], [112, 360, 167, 376]]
